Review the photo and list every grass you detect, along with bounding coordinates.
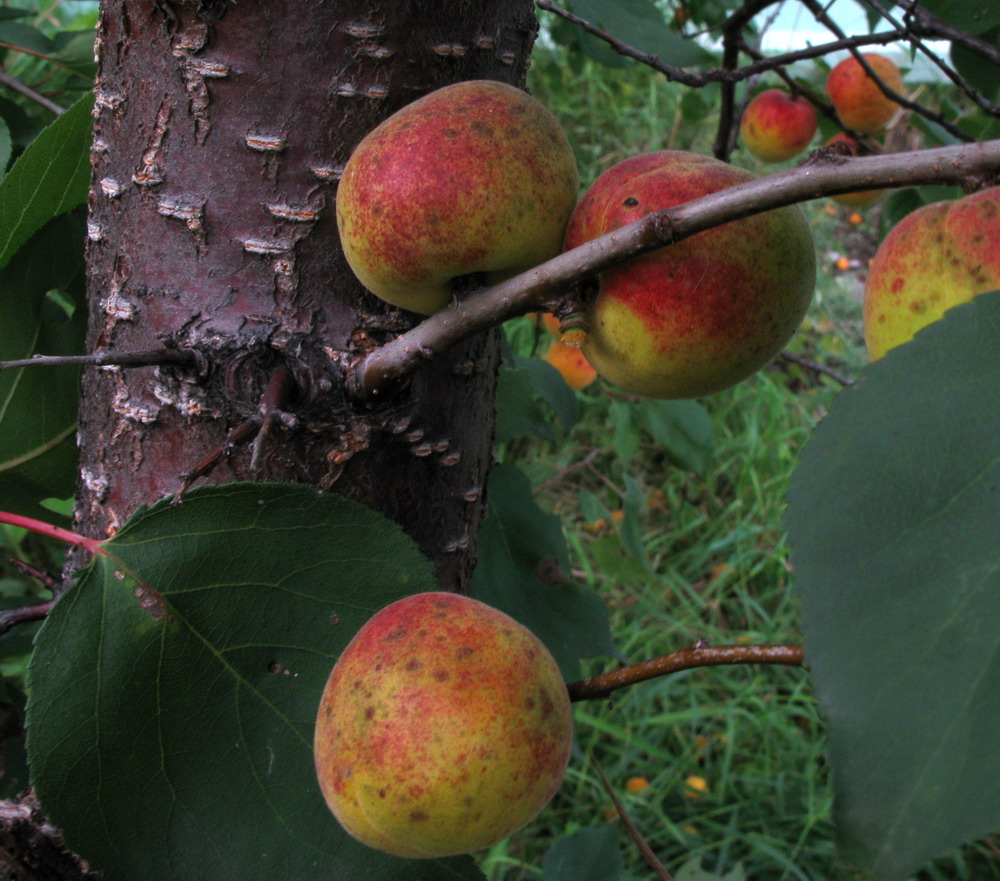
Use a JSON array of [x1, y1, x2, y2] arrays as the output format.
[[476, 45, 1000, 881]]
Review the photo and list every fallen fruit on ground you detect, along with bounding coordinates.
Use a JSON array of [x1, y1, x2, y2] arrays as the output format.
[[864, 187, 1000, 360], [314, 591, 573, 859], [824, 133, 885, 208], [827, 52, 904, 133], [563, 150, 816, 398], [739, 89, 818, 162], [544, 339, 598, 389], [336, 80, 579, 315]]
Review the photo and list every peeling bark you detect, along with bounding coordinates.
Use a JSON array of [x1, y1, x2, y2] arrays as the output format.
[[76, 0, 539, 590]]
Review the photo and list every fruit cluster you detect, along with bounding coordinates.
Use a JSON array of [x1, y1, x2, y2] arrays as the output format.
[[739, 52, 905, 210], [337, 79, 818, 402], [315, 70, 996, 859]]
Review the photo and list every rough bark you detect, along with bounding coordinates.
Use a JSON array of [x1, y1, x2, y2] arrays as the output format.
[[75, 0, 539, 590]]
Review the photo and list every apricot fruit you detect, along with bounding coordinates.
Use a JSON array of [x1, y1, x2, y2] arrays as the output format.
[[864, 187, 1000, 359], [740, 89, 817, 163], [563, 151, 816, 399], [314, 592, 573, 858], [336, 80, 579, 315], [827, 53, 904, 134]]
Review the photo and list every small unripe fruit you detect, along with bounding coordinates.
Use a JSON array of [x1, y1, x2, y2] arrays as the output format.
[[827, 53, 904, 134], [336, 80, 579, 315], [739, 89, 817, 163], [864, 187, 1000, 360], [314, 592, 573, 858]]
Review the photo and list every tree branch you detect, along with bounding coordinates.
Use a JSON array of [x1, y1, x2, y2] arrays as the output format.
[[0, 347, 205, 374], [348, 139, 1000, 400], [567, 643, 806, 702]]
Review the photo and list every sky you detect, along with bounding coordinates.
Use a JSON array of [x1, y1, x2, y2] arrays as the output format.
[[758, 0, 874, 54]]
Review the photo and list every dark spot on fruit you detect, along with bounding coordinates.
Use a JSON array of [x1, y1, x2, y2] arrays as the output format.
[[371, 203, 383, 217], [386, 627, 408, 641], [624, 197, 639, 207], [405, 659, 421, 671], [539, 690, 555, 718], [524, 697, 536, 710], [442, 128, 459, 139], [433, 669, 449, 682], [410, 811, 429, 822], [456, 647, 475, 658], [379, 788, 387, 798], [364, 706, 375, 720]]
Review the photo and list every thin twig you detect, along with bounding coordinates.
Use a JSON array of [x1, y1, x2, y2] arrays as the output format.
[[535, 0, 906, 90], [778, 350, 854, 386], [0, 347, 205, 373], [0, 599, 54, 638], [590, 752, 675, 881], [174, 365, 298, 500], [798, 0, 973, 142], [567, 644, 805, 701], [0, 69, 64, 116]]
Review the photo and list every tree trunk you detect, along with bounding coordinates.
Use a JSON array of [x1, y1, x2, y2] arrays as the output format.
[[75, 0, 540, 591]]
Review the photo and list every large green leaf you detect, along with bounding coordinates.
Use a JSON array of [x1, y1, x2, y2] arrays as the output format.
[[0, 92, 93, 271], [0, 211, 86, 513], [26, 483, 482, 881], [471, 464, 615, 679], [785, 291, 1000, 880]]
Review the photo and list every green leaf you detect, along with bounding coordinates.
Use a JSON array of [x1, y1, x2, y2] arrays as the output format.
[[0, 92, 93, 271], [471, 464, 615, 680], [0, 116, 12, 178], [496, 359, 557, 442], [951, 26, 1000, 101], [637, 399, 714, 475], [542, 824, 623, 881], [0, 430, 78, 520], [0, 21, 53, 56], [26, 483, 482, 881], [51, 29, 98, 79], [916, 1, 1000, 35], [567, 0, 713, 68], [785, 291, 1000, 881], [521, 356, 580, 434], [0, 211, 86, 508]]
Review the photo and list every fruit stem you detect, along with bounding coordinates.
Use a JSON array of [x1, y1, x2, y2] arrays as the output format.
[[556, 312, 590, 348], [566, 643, 805, 701]]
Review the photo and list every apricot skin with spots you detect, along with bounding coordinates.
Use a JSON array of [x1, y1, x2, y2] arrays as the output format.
[[314, 592, 572, 859], [864, 187, 1000, 360], [337, 80, 579, 315], [565, 151, 815, 399]]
